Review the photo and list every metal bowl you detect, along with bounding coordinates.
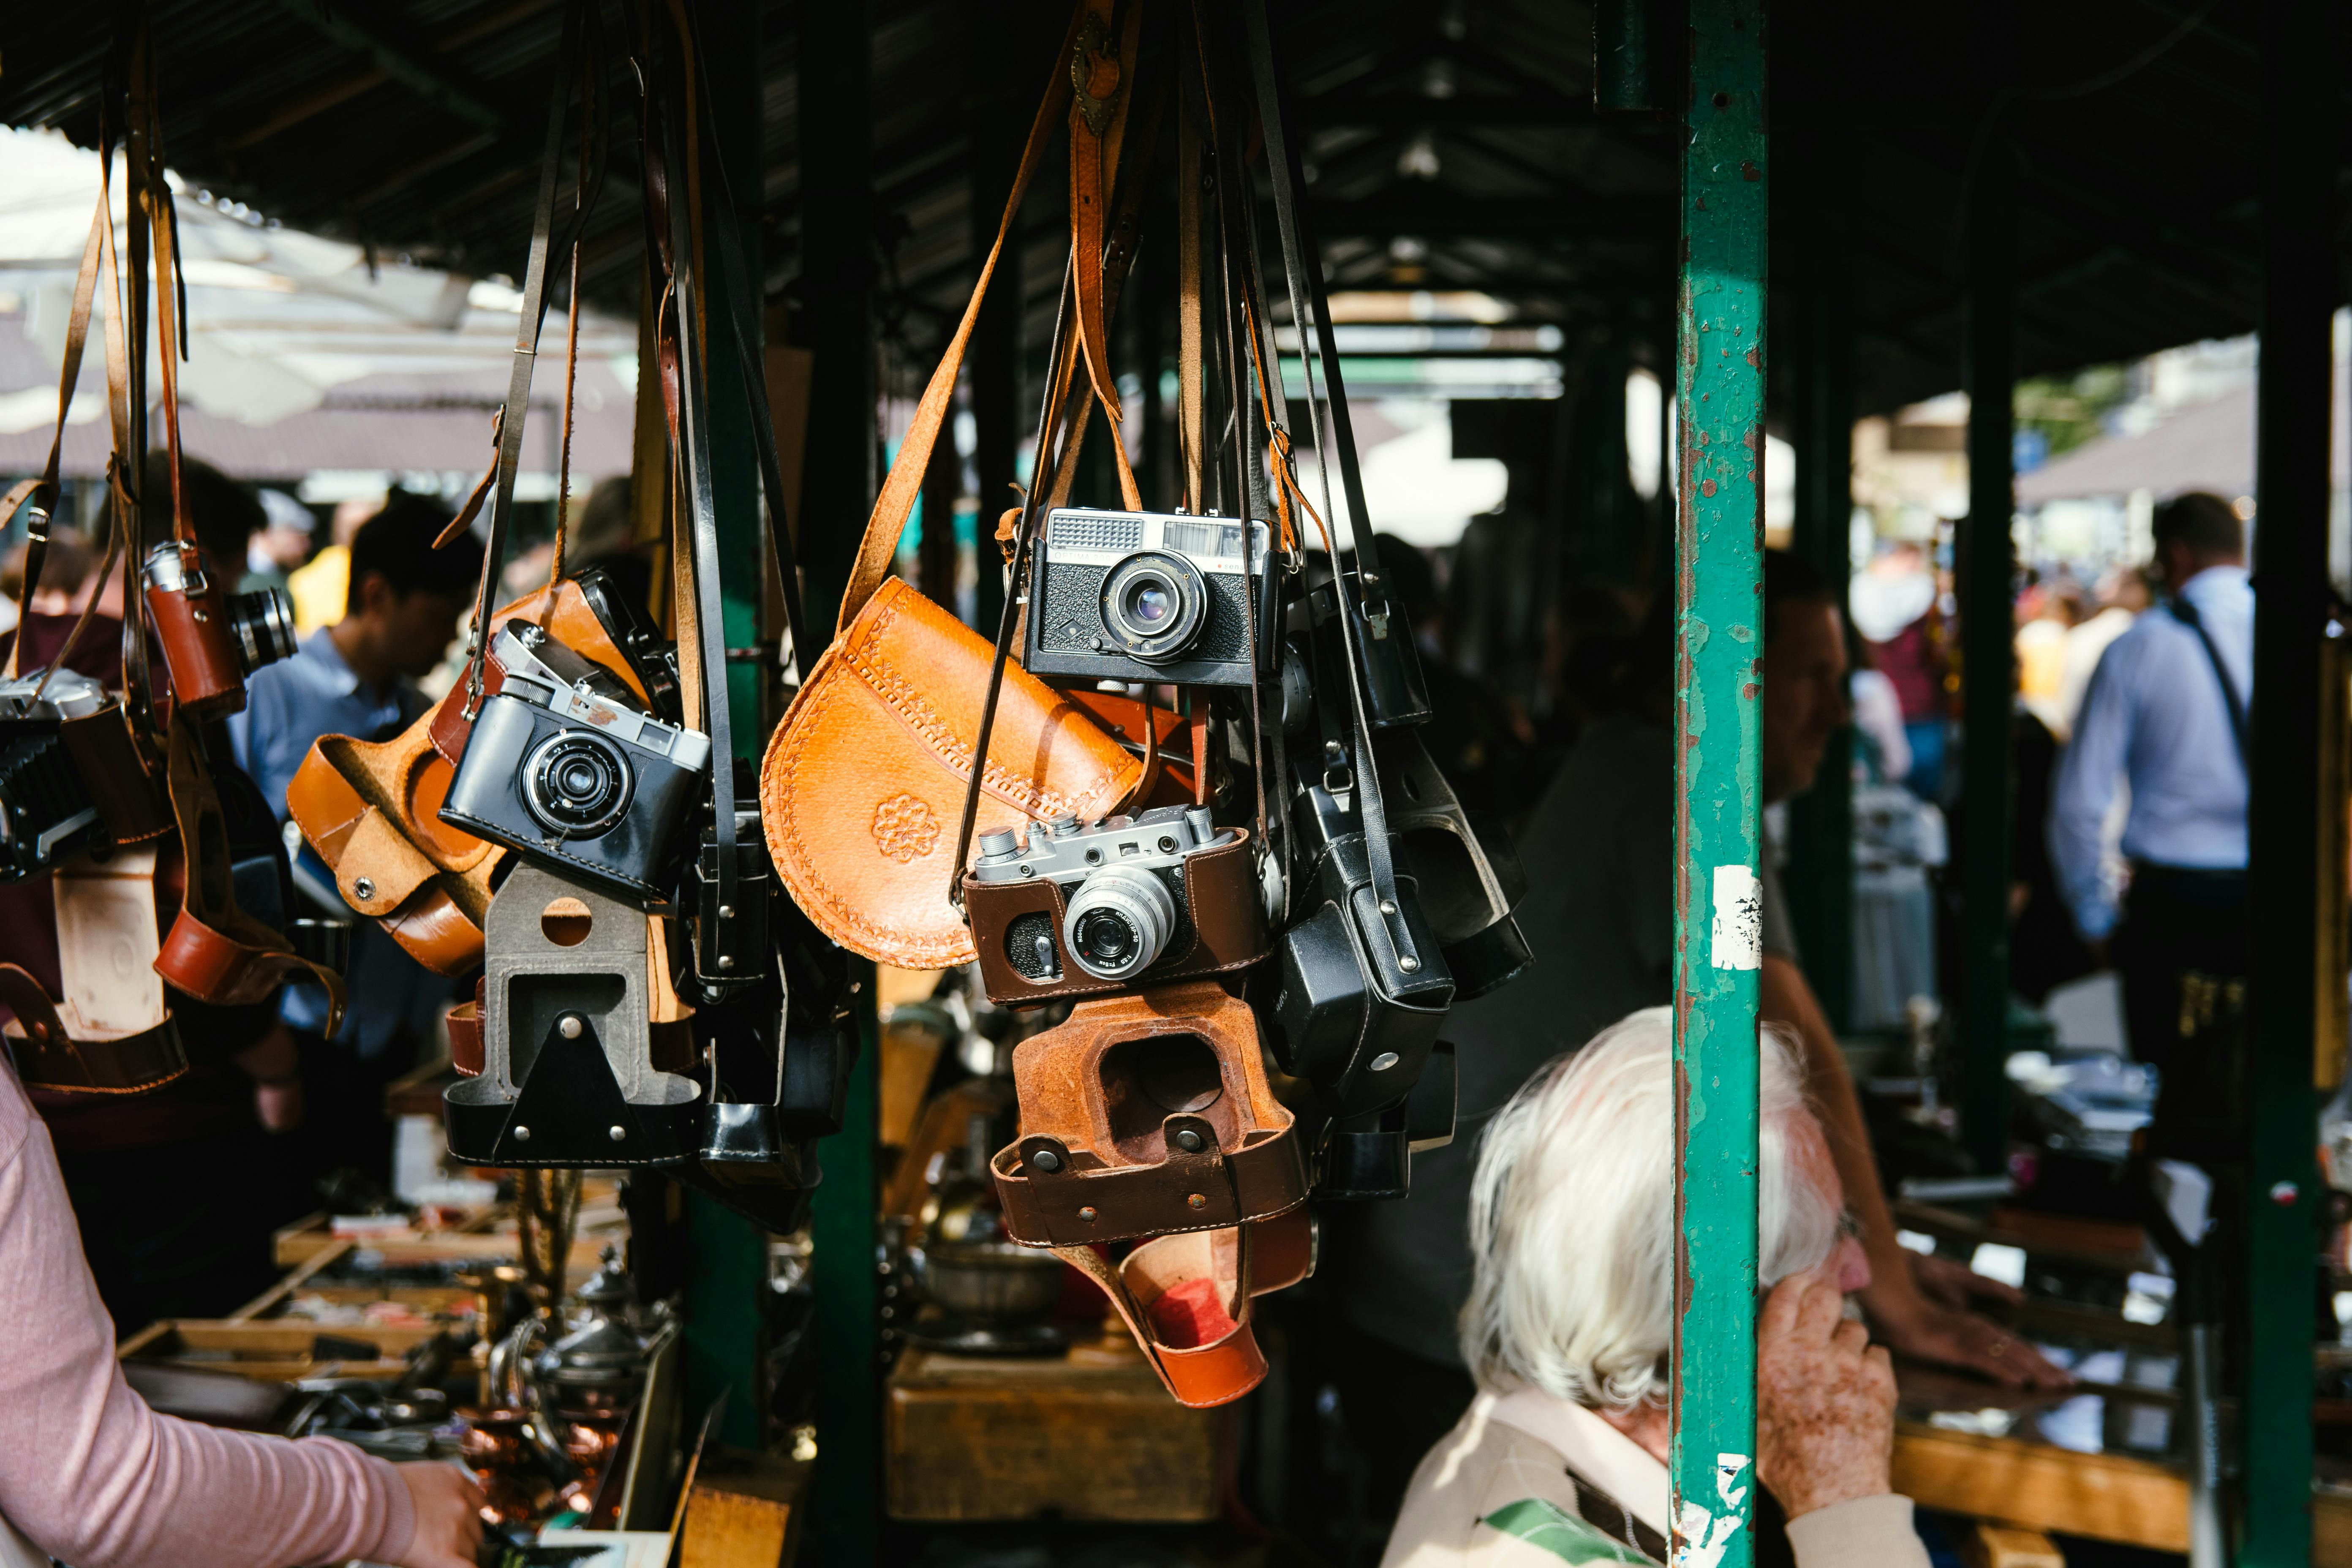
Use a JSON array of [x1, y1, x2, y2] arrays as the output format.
[[914, 1240, 1065, 1321]]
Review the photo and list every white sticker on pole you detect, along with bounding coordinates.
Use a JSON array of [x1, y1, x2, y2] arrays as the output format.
[[1709, 865, 1761, 972]]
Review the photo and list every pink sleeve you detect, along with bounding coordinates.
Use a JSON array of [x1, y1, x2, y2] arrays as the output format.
[[0, 1064, 415, 1568]]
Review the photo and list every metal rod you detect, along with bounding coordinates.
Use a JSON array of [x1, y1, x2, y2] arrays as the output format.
[[1959, 132, 2017, 1178], [1671, 0, 1765, 1561]]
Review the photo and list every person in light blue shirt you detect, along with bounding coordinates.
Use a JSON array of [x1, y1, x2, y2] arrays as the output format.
[[2048, 492, 2251, 1073], [230, 494, 483, 1194]]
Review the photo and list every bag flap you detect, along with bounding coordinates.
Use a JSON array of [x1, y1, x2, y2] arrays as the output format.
[[338, 806, 442, 915]]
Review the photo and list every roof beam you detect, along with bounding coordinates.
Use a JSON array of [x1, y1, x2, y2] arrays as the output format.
[[1305, 96, 1667, 132], [1300, 193, 1674, 240], [267, 0, 509, 133]]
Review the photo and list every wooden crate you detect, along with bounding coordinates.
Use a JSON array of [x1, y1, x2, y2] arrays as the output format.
[[270, 1208, 611, 1275], [117, 1318, 440, 1383], [679, 1450, 812, 1568], [885, 1345, 1219, 1523]]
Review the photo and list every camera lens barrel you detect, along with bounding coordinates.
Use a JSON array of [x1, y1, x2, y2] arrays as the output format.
[[522, 729, 637, 838], [1099, 551, 1209, 664], [1061, 864, 1178, 980], [227, 588, 299, 675]]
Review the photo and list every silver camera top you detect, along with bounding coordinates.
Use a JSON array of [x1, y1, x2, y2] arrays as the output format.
[[1041, 509, 1272, 575], [493, 624, 713, 772], [0, 667, 113, 722], [141, 539, 211, 596], [970, 803, 1228, 885]]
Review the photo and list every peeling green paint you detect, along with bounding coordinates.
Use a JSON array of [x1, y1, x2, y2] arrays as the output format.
[[1671, 1, 1766, 1565]]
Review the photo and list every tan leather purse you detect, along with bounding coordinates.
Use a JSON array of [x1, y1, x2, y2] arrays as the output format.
[[758, 14, 1139, 969]]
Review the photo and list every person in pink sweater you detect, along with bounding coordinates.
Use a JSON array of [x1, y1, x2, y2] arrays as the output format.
[[0, 1059, 483, 1568]]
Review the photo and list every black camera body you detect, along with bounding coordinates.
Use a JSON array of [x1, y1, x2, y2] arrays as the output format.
[[1258, 781, 1456, 1120], [440, 624, 712, 908], [0, 668, 113, 882], [572, 566, 684, 725], [1023, 508, 1280, 689]]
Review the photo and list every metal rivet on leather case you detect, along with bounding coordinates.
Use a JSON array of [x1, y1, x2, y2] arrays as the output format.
[[353, 877, 375, 901]]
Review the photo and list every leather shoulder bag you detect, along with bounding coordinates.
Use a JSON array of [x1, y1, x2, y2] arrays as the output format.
[[758, 6, 1138, 970]]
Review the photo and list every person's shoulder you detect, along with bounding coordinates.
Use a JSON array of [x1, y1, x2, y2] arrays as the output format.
[[0, 1062, 33, 1173]]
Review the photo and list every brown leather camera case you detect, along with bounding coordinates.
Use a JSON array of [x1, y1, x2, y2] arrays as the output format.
[[961, 826, 1267, 1006], [990, 980, 1307, 1247], [761, 578, 1139, 969], [1054, 1210, 1315, 1409], [288, 703, 506, 977], [143, 545, 248, 719]]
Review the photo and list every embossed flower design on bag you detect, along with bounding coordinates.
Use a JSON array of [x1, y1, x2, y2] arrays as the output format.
[[871, 792, 941, 863]]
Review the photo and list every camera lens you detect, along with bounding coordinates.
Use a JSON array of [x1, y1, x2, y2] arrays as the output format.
[[522, 730, 635, 839], [1061, 864, 1178, 980], [1127, 580, 1173, 625], [226, 588, 299, 675], [1100, 551, 1208, 664]]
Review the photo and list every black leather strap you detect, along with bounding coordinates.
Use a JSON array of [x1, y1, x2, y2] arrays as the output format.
[[659, 46, 740, 922], [463, 4, 587, 720], [2171, 596, 2249, 767], [947, 259, 1081, 907], [1233, 0, 1417, 968]]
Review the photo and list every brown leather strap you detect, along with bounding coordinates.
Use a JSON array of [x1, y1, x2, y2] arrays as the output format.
[[1066, 0, 1144, 514], [128, 27, 193, 552], [992, 1127, 1306, 1247], [836, 4, 1086, 634], [156, 717, 348, 1031], [0, 963, 186, 1095], [0, 188, 106, 678]]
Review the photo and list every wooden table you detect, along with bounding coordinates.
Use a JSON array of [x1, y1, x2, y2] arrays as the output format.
[[885, 1342, 1220, 1523]]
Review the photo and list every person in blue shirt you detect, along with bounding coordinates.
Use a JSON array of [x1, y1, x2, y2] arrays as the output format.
[[230, 495, 483, 1197], [2048, 492, 2251, 1075]]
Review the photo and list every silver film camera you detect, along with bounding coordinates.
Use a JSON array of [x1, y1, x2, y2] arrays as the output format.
[[1022, 509, 1280, 688]]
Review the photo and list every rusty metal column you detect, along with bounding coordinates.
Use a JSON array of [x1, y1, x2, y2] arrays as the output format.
[[1958, 137, 2017, 1178], [1671, 0, 1765, 1560], [2241, 0, 2333, 1555]]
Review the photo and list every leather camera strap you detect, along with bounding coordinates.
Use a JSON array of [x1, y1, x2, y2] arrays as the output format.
[[1067, 0, 1145, 513], [1236, 0, 1416, 961], [1176, 90, 1207, 514], [547, 41, 605, 591], [461, 3, 588, 721], [1240, 0, 1398, 629], [945, 264, 1083, 908], [131, 42, 192, 555], [656, 3, 739, 920], [159, 715, 348, 1034], [834, 3, 1087, 636], [0, 182, 107, 679]]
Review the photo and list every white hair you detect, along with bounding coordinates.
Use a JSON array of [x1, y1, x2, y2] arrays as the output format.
[[1459, 1006, 1841, 1410]]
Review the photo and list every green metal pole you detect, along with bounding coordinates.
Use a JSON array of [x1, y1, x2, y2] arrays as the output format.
[[679, 0, 769, 1456], [2240, 0, 2332, 1555], [796, 0, 884, 1557], [1958, 138, 2016, 1179], [1785, 122, 1855, 1033], [1672, 1, 1764, 1561]]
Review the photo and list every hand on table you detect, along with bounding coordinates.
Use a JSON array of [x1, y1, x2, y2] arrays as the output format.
[[1870, 1292, 2071, 1389], [393, 1461, 485, 1568], [1910, 1249, 2022, 1312], [1756, 1269, 1896, 1520]]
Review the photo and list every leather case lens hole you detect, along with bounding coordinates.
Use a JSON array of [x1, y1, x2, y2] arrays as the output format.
[[1101, 1034, 1225, 1149]]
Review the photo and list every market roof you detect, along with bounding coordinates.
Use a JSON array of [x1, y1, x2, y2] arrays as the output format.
[[0, 2, 2338, 418], [2015, 365, 2352, 506]]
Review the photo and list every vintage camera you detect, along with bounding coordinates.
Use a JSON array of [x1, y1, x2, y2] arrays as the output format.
[[142, 541, 297, 718], [0, 669, 114, 880], [1022, 508, 1280, 688], [440, 623, 712, 908], [962, 803, 1268, 1004]]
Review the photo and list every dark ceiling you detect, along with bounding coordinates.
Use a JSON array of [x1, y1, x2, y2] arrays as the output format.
[[0, 0, 2341, 419]]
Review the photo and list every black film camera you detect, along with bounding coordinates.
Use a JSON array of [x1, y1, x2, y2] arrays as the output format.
[[0, 668, 115, 881], [1022, 508, 1280, 688], [440, 624, 712, 907]]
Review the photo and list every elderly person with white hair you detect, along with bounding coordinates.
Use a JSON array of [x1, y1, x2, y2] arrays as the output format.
[[1382, 1008, 1932, 1568]]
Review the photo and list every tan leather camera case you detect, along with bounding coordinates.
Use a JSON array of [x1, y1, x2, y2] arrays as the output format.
[[990, 979, 1307, 1247]]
